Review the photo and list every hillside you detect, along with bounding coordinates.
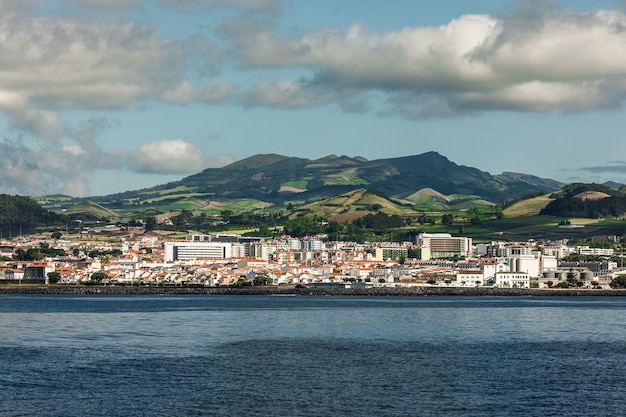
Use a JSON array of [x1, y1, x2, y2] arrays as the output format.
[[0, 194, 65, 231], [62, 201, 120, 220], [290, 188, 412, 222], [52, 152, 562, 216], [540, 183, 626, 218], [503, 194, 555, 217]]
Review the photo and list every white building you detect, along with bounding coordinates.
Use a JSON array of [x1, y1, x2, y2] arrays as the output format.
[[164, 241, 232, 262], [456, 270, 485, 287], [494, 272, 530, 288], [508, 252, 557, 278], [416, 233, 472, 259]]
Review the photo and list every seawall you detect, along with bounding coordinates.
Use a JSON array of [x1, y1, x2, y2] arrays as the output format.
[[1, 285, 625, 296]]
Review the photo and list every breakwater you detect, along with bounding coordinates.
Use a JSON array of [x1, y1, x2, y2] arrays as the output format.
[[1, 285, 625, 296]]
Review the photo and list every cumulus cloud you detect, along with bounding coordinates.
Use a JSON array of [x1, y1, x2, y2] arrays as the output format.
[[0, 16, 183, 111], [0, 13, 233, 137], [227, 6, 626, 117], [6, 1, 626, 196], [131, 139, 211, 174], [0, 135, 231, 196]]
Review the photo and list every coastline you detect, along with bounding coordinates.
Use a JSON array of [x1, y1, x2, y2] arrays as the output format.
[[1, 285, 625, 296]]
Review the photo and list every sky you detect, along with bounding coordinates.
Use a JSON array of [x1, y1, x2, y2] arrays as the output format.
[[2, 0, 626, 197]]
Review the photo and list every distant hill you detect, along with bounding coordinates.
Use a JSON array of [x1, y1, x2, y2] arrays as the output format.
[[0, 194, 64, 232], [604, 181, 624, 190], [290, 188, 412, 222], [59, 151, 563, 216], [503, 193, 555, 217], [62, 200, 120, 220], [540, 183, 626, 218]]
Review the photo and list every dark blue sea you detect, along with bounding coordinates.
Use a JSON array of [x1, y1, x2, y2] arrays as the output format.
[[1, 295, 625, 417]]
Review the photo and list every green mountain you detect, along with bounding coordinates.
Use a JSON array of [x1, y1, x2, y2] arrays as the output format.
[[540, 183, 626, 218], [0, 194, 65, 231], [42, 152, 564, 216]]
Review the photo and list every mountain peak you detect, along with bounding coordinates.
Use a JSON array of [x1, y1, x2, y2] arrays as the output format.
[[225, 154, 300, 169]]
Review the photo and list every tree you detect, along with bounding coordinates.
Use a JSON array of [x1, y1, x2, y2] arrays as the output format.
[[610, 275, 626, 289], [144, 216, 157, 232], [235, 277, 252, 286], [47, 271, 61, 284], [253, 274, 272, 286], [90, 271, 108, 284]]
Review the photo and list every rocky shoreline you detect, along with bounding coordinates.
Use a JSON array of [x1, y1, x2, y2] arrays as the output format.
[[1, 285, 625, 296]]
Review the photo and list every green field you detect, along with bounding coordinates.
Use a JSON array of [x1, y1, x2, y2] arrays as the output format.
[[281, 180, 308, 189], [419, 215, 626, 242]]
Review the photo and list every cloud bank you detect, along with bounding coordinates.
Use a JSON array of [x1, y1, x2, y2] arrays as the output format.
[[229, 6, 626, 117], [2, 1, 626, 195]]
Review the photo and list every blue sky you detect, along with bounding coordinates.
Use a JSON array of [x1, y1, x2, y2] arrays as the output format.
[[2, 0, 626, 197]]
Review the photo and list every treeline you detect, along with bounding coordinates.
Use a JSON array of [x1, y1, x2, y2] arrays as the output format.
[[0, 194, 64, 231], [551, 183, 623, 199], [283, 212, 408, 242], [14, 243, 67, 261], [540, 196, 626, 218]]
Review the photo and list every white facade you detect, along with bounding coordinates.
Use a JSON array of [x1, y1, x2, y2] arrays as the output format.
[[481, 263, 509, 281], [164, 241, 232, 262], [456, 270, 485, 287], [508, 252, 557, 278], [575, 246, 614, 256], [417, 233, 472, 258], [495, 272, 530, 288]]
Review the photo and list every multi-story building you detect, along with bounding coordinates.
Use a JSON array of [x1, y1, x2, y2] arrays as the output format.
[[456, 269, 485, 287], [416, 233, 472, 259], [494, 272, 530, 288], [375, 246, 409, 261], [164, 241, 232, 262]]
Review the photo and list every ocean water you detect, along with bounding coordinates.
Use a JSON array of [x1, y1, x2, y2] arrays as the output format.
[[1, 295, 625, 417]]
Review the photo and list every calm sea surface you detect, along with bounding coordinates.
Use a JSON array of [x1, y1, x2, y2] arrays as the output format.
[[1, 295, 625, 417]]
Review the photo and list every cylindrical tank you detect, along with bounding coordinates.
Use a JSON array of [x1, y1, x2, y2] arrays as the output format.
[[581, 271, 594, 281], [543, 271, 556, 279]]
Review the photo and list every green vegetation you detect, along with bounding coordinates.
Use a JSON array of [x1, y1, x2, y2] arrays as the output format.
[[539, 183, 626, 218], [89, 271, 108, 284], [37, 152, 563, 218], [541, 195, 626, 218], [14, 243, 67, 260], [610, 275, 626, 289], [0, 194, 64, 232], [9, 157, 626, 245], [281, 180, 308, 189], [47, 271, 61, 284]]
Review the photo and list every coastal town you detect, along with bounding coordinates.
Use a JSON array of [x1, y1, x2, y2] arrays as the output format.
[[1, 225, 625, 290]]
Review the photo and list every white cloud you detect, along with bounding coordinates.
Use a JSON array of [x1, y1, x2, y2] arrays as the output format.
[[229, 8, 626, 116], [132, 139, 210, 174], [0, 136, 232, 196], [0, 16, 184, 110]]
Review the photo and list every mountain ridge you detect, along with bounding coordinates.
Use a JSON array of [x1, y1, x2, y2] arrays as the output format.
[[38, 151, 568, 216]]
